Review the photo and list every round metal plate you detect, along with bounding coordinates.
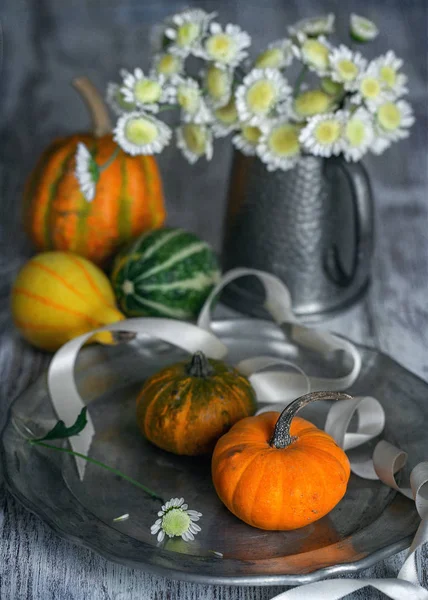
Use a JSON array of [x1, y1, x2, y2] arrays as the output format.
[[1, 319, 425, 586]]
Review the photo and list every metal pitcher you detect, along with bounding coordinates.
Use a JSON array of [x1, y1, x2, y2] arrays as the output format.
[[221, 152, 374, 320]]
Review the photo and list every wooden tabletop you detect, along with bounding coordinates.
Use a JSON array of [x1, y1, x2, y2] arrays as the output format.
[[0, 0, 427, 598]]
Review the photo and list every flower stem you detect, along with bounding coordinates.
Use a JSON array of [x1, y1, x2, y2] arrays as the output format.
[[157, 104, 178, 113], [99, 146, 120, 172], [30, 440, 164, 503], [293, 65, 308, 97]]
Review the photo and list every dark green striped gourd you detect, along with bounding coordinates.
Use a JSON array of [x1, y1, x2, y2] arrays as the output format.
[[111, 228, 221, 320]]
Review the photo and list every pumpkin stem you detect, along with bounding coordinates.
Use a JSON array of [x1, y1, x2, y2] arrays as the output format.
[[187, 351, 215, 378], [72, 76, 112, 138], [269, 391, 352, 449]]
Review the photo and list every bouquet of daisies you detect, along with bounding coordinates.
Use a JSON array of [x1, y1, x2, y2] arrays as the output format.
[[76, 10, 414, 199]]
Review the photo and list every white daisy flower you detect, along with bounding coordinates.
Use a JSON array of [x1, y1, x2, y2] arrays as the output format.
[[351, 65, 389, 109], [74, 142, 99, 202], [342, 108, 374, 161], [232, 124, 263, 156], [329, 45, 367, 90], [212, 98, 239, 137], [257, 119, 301, 171], [235, 68, 292, 126], [300, 112, 345, 157], [197, 22, 251, 70], [171, 76, 212, 124], [288, 14, 335, 40], [350, 14, 379, 43], [164, 9, 215, 57], [292, 36, 331, 76], [203, 65, 233, 109], [254, 39, 294, 70], [176, 123, 213, 164], [106, 83, 137, 116], [373, 51, 408, 97], [374, 99, 414, 143], [151, 52, 184, 79], [150, 497, 202, 543], [121, 68, 171, 113], [114, 111, 172, 155], [291, 88, 335, 121]]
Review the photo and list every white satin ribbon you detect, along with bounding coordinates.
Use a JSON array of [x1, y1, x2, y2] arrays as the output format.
[[44, 267, 428, 597]]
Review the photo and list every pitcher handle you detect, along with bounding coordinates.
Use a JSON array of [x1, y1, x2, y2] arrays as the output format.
[[325, 160, 374, 288]]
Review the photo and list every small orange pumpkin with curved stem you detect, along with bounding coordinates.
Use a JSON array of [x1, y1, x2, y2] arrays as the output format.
[[211, 391, 352, 531]]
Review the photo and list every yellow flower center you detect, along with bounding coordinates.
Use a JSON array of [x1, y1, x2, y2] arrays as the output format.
[[157, 54, 181, 76], [182, 124, 207, 155], [246, 80, 277, 115], [321, 77, 343, 97], [177, 85, 200, 114], [206, 34, 236, 62], [360, 77, 381, 99], [345, 119, 366, 147], [206, 66, 230, 101], [294, 89, 331, 117], [379, 65, 397, 87], [241, 125, 262, 144], [314, 119, 341, 145], [162, 509, 191, 537], [255, 48, 284, 69], [268, 124, 300, 157], [214, 99, 238, 124], [134, 79, 162, 104], [337, 59, 359, 81], [301, 39, 329, 70], [176, 22, 200, 48], [377, 102, 401, 131], [125, 117, 158, 146]]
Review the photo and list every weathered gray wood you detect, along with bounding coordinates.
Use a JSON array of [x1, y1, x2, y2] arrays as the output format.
[[0, 0, 427, 598]]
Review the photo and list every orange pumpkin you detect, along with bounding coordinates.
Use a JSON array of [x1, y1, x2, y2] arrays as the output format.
[[23, 77, 166, 266], [136, 351, 257, 456], [212, 391, 351, 531]]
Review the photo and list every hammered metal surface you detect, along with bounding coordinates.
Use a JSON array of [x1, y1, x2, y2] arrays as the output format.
[[222, 154, 374, 318], [1, 319, 423, 586]]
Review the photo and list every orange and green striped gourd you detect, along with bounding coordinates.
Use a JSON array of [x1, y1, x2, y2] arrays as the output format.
[[136, 351, 257, 456], [11, 251, 124, 351], [23, 77, 166, 267]]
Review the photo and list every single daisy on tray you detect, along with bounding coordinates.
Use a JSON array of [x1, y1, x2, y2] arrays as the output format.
[[257, 119, 301, 171], [151, 52, 184, 79], [329, 45, 367, 90], [212, 98, 239, 137], [292, 36, 331, 76], [288, 14, 335, 41], [197, 22, 251, 70], [235, 68, 292, 126], [75, 142, 99, 202], [254, 39, 294, 70], [106, 82, 137, 116], [373, 51, 408, 98], [114, 111, 172, 155], [232, 123, 263, 156], [203, 64, 233, 109], [172, 76, 212, 124], [121, 68, 171, 112], [150, 497, 202, 543], [299, 111, 345, 157], [341, 108, 374, 161], [164, 9, 215, 58], [176, 123, 214, 164]]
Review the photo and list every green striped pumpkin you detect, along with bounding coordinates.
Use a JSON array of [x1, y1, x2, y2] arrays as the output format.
[[111, 228, 221, 320]]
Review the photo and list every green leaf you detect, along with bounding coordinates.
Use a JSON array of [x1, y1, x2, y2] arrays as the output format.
[[30, 407, 88, 442]]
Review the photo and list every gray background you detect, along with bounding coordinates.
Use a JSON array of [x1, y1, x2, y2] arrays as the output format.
[[0, 0, 427, 598]]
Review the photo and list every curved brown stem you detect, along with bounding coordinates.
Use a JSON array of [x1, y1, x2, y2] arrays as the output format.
[[72, 76, 112, 137], [187, 351, 214, 378], [269, 391, 353, 449]]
